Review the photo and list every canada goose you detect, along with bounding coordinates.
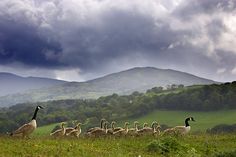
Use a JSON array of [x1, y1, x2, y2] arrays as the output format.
[[113, 122, 130, 136], [107, 121, 116, 135], [127, 121, 139, 136], [143, 122, 149, 128], [66, 123, 82, 138], [113, 123, 124, 132], [50, 122, 66, 137], [163, 117, 195, 135], [153, 123, 161, 137], [87, 118, 106, 133], [10, 105, 43, 138], [65, 122, 80, 135], [137, 121, 157, 136], [88, 121, 109, 137]]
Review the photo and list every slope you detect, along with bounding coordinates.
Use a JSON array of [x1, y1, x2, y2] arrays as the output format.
[[0, 67, 216, 107]]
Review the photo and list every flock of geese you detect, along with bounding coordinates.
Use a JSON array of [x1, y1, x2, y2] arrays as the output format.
[[9, 105, 195, 138]]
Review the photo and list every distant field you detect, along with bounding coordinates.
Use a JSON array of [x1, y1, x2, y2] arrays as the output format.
[[34, 123, 59, 136], [1, 134, 236, 157], [129, 110, 236, 132], [34, 110, 236, 136]]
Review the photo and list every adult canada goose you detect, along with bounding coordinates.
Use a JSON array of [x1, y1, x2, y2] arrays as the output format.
[[88, 121, 109, 137], [127, 121, 139, 136], [163, 117, 195, 135], [113, 122, 130, 136], [66, 123, 82, 138], [87, 118, 106, 133], [10, 105, 43, 138], [50, 122, 66, 137]]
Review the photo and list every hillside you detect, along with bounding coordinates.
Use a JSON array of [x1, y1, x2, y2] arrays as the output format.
[[1, 82, 235, 133], [0, 67, 215, 107], [0, 72, 67, 96]]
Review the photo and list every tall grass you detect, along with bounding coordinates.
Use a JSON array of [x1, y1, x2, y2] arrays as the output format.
[[1, 134, 236, 157]]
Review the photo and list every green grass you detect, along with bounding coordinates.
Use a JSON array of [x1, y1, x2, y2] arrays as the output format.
[[34, 123, 59, 136], [1, 134, 236, 157], [128, 110, 236, 132]]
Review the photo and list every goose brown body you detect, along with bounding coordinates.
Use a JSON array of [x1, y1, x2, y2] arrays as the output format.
[[10, 105, 43, 138], [113, 122, 130, 136], [50, 123, 66, 137], [88, 122, 109, 137], [66, 123, 82, 138], [163, 117, 195, 135]]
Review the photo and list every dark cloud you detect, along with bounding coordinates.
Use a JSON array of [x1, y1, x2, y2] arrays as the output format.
[[0, 16, 63, 67], [0, 0, 236, 81]]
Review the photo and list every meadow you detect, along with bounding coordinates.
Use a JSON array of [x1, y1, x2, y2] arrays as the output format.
[[2, 110, 236, 157], [130, 110, 236, 132], [0, 134, 236, 157]]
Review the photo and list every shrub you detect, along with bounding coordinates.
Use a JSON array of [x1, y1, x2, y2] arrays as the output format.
[[146, 137, 200, 156], [214, 150, 236, 157]]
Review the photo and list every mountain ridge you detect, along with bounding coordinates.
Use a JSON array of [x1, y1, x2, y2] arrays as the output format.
[[0, 67, 217, 107], [0, 72, 68, 96]]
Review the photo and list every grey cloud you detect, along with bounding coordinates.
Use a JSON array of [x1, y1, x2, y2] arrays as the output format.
[[174, 0, 236, 20], [0, 0, 235, 82]]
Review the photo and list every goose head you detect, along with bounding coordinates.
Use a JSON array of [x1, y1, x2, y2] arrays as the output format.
[[76, 123, 82, 127], [190, 117, 195, 122], [143, 123, 148, 128], [61, 122, 66, 128], [124, 122, 130, 126], [37, 105, 44, 110]]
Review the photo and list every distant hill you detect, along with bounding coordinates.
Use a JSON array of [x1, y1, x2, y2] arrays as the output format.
[[0, 72, 67, 96], [1, 82, 235, 133], [0, 67, 216, 107]]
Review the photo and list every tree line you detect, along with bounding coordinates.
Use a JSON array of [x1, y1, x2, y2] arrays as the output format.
[[0, 82, 235, 133]]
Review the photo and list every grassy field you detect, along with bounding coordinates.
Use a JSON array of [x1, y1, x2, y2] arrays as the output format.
[[4, 110, 236, 157], [129, 110, 236, 132], [34, 123, 60, 136], [1, 134, 236, 157], [33, 110, 236, 136]]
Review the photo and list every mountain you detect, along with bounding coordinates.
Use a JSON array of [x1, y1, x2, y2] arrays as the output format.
[[0, 67, 216, 107], [0, 72, 67, 96]]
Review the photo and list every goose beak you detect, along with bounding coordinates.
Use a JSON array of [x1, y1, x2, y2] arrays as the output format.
[[37, 105, 44, 109]]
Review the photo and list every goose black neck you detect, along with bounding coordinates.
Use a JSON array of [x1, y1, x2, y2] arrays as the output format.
[[100, 120, 104, 128], [32, 107, 39, 120], [185, 118, 190, 127]]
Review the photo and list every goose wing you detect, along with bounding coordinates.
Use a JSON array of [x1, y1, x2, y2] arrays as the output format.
[[13, 123, 35, 135], [113, 127, 123, 132], [50, 129, 64, 136], [65, 127, 75, 134], [137, 127, 152, 134], [67, 129, 80, 136], [173, 126, 190, 134], [87, 127, 100, 133]]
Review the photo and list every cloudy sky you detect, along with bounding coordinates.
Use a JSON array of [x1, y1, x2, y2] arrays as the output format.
[[0, 0, 236, 82]]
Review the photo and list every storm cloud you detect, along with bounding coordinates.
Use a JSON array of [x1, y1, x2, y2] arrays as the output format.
[[0, 0, 236, 81]]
